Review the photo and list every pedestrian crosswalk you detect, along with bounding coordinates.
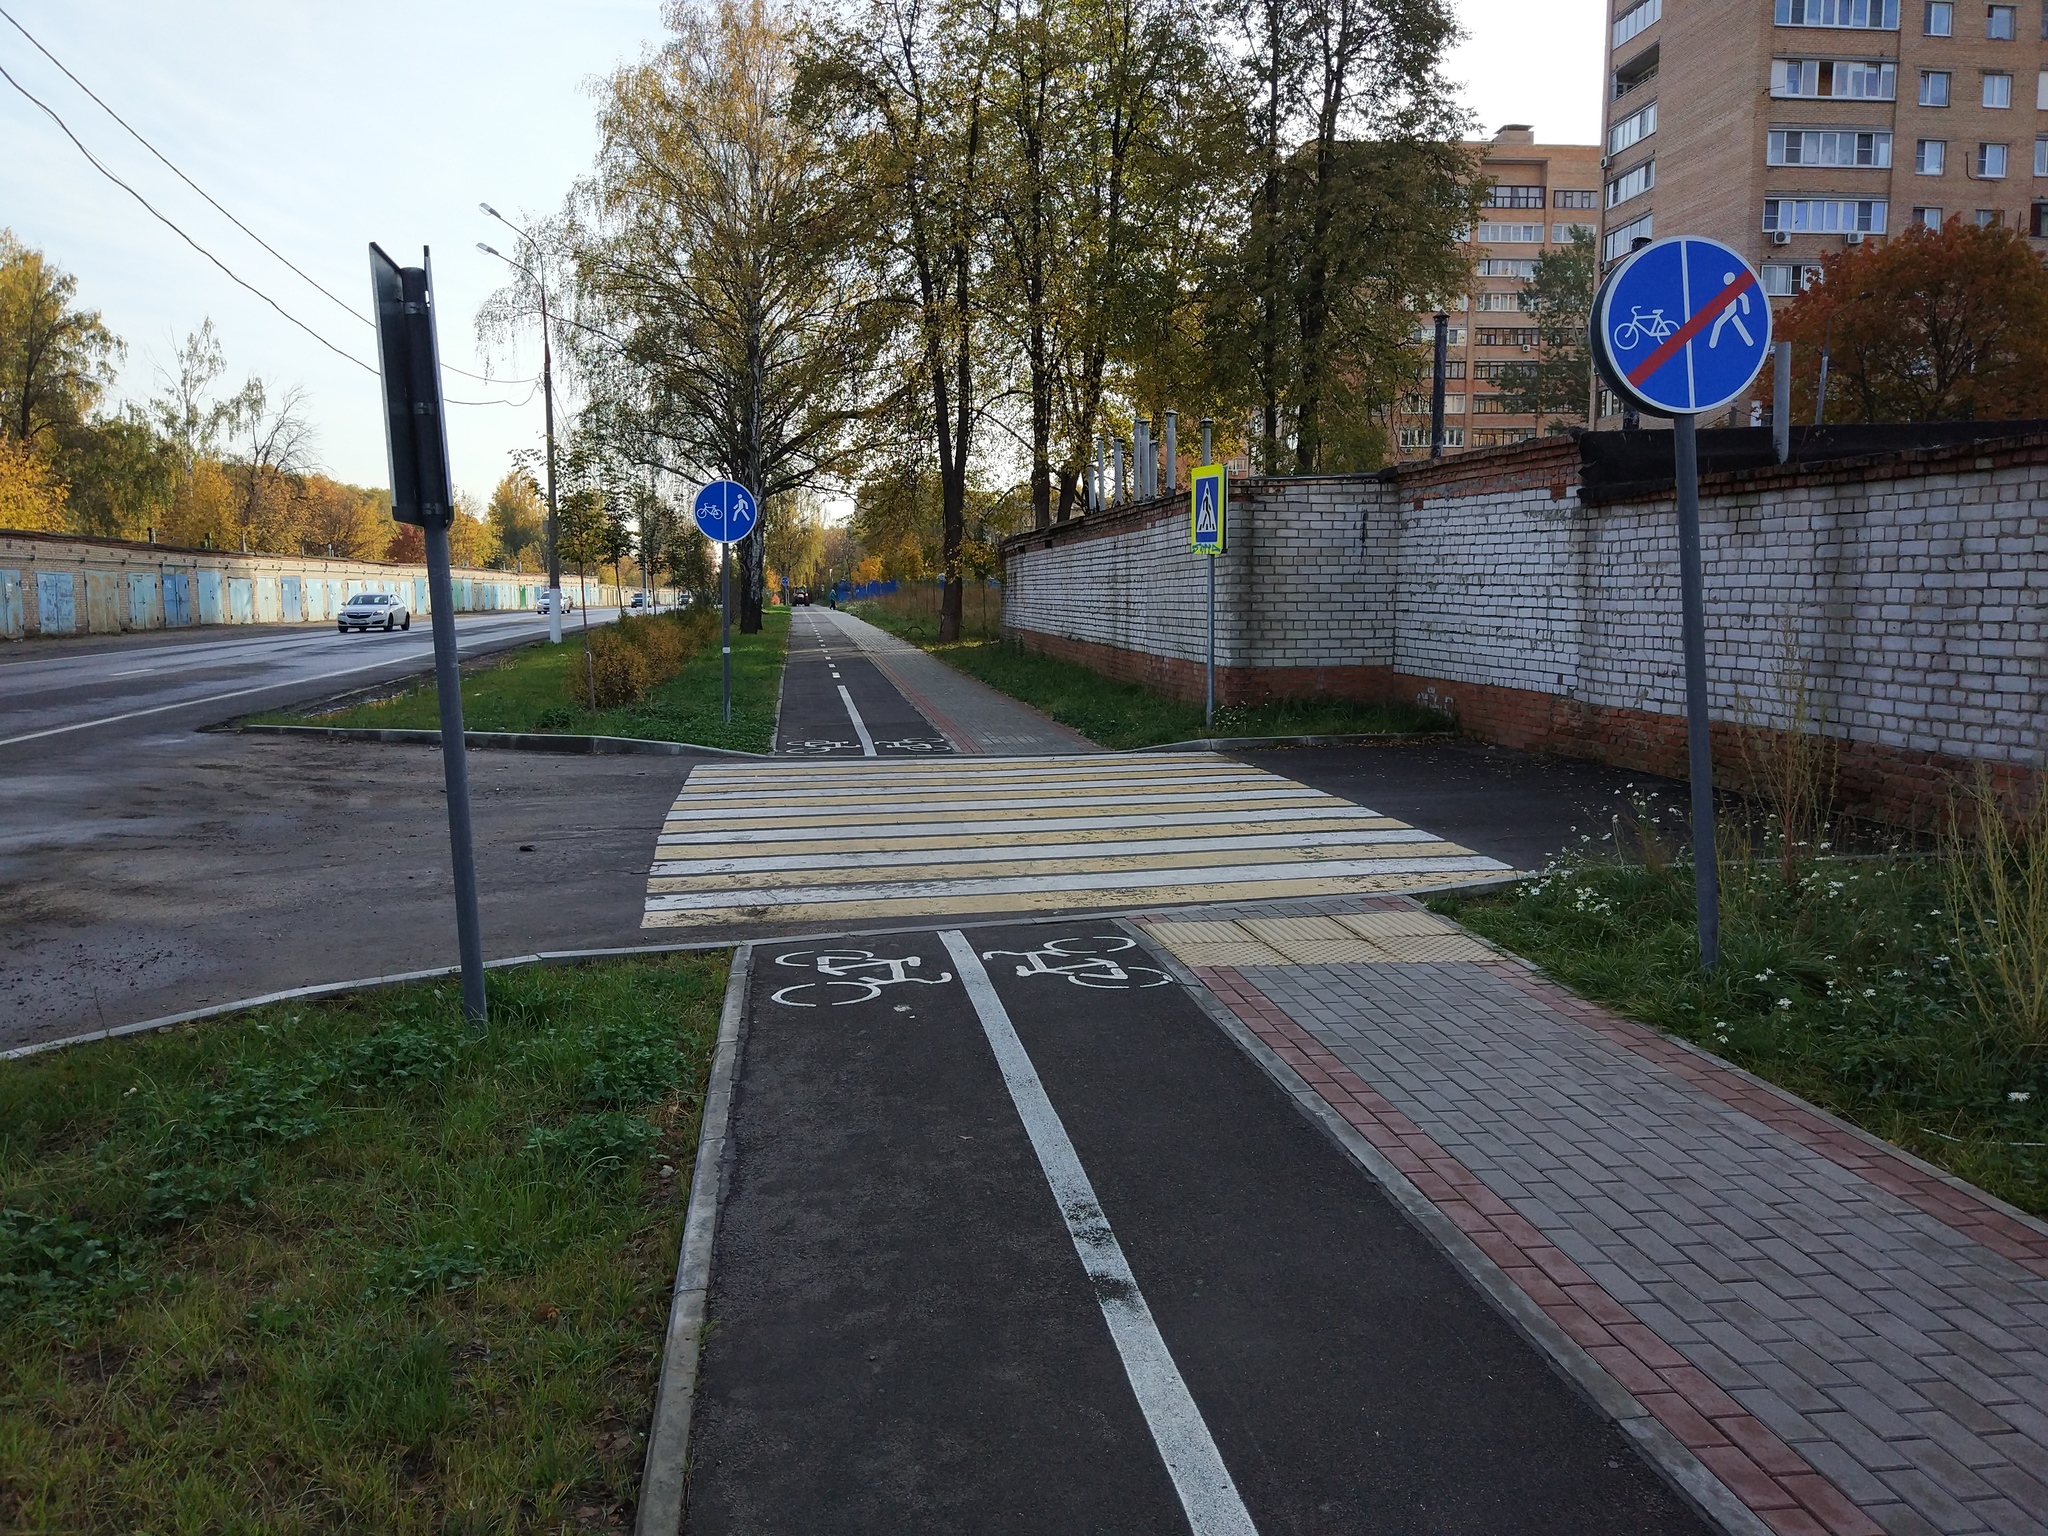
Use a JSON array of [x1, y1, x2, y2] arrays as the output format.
[[641, 753, 1512, 930]]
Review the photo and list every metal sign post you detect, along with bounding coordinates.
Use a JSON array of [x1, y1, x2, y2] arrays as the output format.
[[369, 243, 486, 1026], [1190, 461, 1227, 731], [693, 480, 759, 726], [1592, 235, 1773, 971]]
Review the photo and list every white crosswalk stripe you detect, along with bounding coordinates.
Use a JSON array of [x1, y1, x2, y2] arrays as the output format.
[[640, 752, 1511, 929]]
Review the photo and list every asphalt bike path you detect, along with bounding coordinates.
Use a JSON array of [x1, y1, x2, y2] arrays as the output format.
[[776, 607, 953, 757], [685, 921, 1708, 1533]]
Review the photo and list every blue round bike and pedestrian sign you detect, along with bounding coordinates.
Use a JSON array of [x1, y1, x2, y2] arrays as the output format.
[[1593, 236, 1772, 418], [692, 479, 759, 544]]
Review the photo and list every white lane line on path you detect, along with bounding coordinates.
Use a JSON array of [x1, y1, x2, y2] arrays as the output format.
[[836, 684, 878, 757], [0, 625, 530, 749], [940, 930, 1259, 1536]]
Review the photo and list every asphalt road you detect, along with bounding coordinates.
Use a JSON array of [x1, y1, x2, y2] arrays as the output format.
[[775, 607, 953, 756], [0, 608, 614, 757], [686, 922, 1710, 1534]]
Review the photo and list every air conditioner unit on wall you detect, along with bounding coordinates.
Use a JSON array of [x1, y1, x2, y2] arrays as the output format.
[[1771, 230, 1792, 246], [1845, 231, 1865, 245]]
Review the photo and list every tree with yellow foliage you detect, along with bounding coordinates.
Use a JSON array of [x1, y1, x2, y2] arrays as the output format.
[[0, 433, 66, 532]]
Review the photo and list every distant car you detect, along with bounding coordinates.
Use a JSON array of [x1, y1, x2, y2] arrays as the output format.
[[629, 592, 648, 609], [536, 591, 576, 616], [337, 592, 410, 633], [791, 587, 812, 606]]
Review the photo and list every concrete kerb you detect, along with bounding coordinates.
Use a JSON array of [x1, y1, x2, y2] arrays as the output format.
[[1133, 731, 1453, 753], [232, 723, 771, 760], [635, 942, 752, 1536], [1118, 919, 1774, 1536]]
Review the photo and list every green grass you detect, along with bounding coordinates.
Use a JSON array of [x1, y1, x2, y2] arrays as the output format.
[[1435, 825, 2048, 1218], [258, 608, 790, 755], [850, 603, 1449, 750], [0, 955, 728, 1532]]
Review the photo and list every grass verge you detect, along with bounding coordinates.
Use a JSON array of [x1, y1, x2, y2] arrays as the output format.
[[255, 607, 790, 755], [850, 604, 1448, 750], [1435, 819, 2047, 1218], [0, 954, 728, 1531]]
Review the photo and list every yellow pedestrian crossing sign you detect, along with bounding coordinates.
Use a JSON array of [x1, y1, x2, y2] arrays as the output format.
[[1190, 465, 1226, 554]]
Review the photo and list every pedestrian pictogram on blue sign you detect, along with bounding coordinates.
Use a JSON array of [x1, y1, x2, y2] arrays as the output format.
[[693, 480, 758, 544], [1593, 236, 1772, 418], [1190, 465, 1226, 555]]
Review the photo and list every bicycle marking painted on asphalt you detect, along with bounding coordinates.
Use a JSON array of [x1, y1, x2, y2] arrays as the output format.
[[981, 934, 1174, 990], [767, 947, 955, 1007]]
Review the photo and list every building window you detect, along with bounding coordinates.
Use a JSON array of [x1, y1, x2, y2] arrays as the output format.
[[1763, 196, 1889, 232], [1985, 72, 2013, 106], [1774, 59, 1898, 98], [1606, 159, 1655, 207], [1761, 262, 1826, 294], [1615, 45, 1660, 99], [1615, 0, 1662, 47], [2031, 202, 2048, 234], [1477, 258, 1538, 278], [1978, 141, 2010, 175], [1484, 184, 1546, 208], [1913, 204, 1945, 226], [2035, 136, 2048, 174], [1774, 0, 1900, 22], [1769, 129, 1893, 166], [1471, 429, 1538, 447], [1926, 0, 1954, 29], [1553, 189, 1599, 209], [1472, 360, 1520, 380], [1397, 425, 1463, 449], [1610, 102, 1657, 155], [1917, 138, 1948, 172], [1976, 207, 2004, 224], [1552, 221, 1596, 240], [1603, 212, 1654, 259], [1989, 3, 2017, 35], [1475, 291, 1525, 311], [1475, 326, 1540, 347], [1471, 395, 1519, 415], [2039, 68, 2048, 107], [1412, 322, 1467, 345], [1476, 221, 1544, 243], [1921, 69, 1952, 104]]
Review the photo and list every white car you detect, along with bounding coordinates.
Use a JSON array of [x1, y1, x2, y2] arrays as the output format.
[[337, 592, 411, 633], [536, 591, 576, 616]]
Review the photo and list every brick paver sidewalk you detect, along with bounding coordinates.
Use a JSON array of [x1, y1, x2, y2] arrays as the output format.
[[811, 608, 1096, 755], [1137, 899, 2048, 1536]]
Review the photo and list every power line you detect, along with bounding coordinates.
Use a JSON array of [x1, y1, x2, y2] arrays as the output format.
[[0, 6, 537, 389], [0, 57, 379, 375]]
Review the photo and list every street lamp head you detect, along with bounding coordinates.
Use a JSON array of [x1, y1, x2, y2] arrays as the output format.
[[477, 242, 501, 258], [479, 202, 501, 219]]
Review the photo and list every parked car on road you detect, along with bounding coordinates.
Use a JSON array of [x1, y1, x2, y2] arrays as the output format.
[[337, 592, 410, 633], [536, 591, 576, 616]]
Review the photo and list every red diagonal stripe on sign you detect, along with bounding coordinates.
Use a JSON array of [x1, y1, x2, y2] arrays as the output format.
[[1625, 269, 1760, 388]]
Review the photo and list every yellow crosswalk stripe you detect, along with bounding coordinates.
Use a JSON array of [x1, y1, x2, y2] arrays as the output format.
[[640, 752, 1511, 930]]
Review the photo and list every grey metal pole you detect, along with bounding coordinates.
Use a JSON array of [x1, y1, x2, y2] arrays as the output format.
[[1164, 410, 1177, 492], [720, 541, 732, 723], [1136, 419, 1151, 499], [1206, 554, 1216, 730], [540, 282, 562, 646], [1773, 341, 1792, 463], [1113, 440, 1125, 505], [424, 521, 486, 1025], [1673, 413, 1721, 971], [1200, 416, 1213, 466], [1430, 312, 1449, 458], [1814, 348, 1830, 426]]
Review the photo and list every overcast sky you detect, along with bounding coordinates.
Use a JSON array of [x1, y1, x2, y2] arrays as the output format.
[[0, 0, 1606, 502]]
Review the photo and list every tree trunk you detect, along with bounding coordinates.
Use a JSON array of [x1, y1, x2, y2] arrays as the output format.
[[1055, 465, 1079, 522]]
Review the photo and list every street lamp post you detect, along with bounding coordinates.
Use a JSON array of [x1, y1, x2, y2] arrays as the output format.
[[478, 206, 563, 644]]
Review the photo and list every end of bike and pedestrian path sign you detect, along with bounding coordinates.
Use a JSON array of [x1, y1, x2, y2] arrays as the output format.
[[1592, 235, 1772, 973]]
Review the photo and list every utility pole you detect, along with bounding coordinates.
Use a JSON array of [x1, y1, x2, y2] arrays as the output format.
[[478, 207, 562, 643]]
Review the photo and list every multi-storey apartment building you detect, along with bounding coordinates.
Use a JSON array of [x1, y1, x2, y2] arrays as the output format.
[[1599, 0, 2048, 310], [1392, 126, 1603, 459]]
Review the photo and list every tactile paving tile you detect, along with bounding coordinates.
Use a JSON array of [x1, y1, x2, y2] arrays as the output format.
[[1355, 931, 1500, 962], [1332, 909, 1465, 940], [1237, 916, 1356, 944], [1258, 939, 1391, 964], [1164, 941, 1291, 967]]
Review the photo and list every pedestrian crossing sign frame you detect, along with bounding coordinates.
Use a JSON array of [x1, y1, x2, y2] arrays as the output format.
[[1190, 465, 1226, 555]]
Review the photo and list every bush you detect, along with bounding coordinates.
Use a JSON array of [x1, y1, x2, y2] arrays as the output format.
[[566, 609, 718, 711]]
